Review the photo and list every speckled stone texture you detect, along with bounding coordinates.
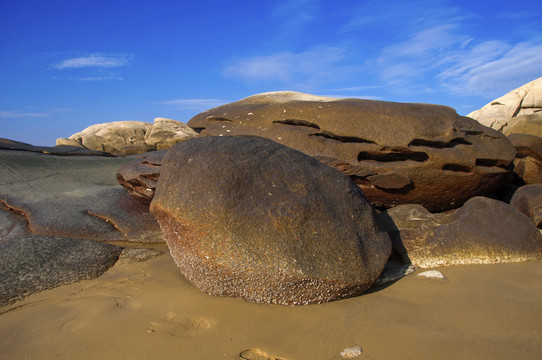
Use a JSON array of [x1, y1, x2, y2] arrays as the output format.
[[383, 197, 542, 268], [0, 235, 122, 307], [188, 91, 516, 212], [150, 136, 391, 305]]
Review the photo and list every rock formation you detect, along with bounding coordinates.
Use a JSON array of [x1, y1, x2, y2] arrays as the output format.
[[56, 117, 197, 155], [468, 77, 542, 135], [116, 150, 166, 202], [507, 133, 542, 184], [510, 185, 542, 229], [188, 91, 516, 212], [383, 197, 542, 268], [150, 136, 391, 305]]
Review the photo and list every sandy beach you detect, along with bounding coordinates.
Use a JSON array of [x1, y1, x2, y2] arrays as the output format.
[[1, 246, 541, 360]]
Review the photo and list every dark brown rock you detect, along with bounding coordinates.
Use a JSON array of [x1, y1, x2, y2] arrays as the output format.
[[510, 185, 542, 229], [508, 133, 542, 184], [116, 151, 166, 202], [383, 197, 542, 268], [150, 136, 391, 305], [188, 91, 516, 212]]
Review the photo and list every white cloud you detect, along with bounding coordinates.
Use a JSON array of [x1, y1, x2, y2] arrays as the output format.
[[440, 41, 542, 95], [223, 47, 356, 87], [159, 99, 229, 110], [0, 111, 50, 118], [52, 54, 132, 69]]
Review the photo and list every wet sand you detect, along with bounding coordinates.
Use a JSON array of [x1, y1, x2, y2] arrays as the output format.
[[1, 247, 541, 360]]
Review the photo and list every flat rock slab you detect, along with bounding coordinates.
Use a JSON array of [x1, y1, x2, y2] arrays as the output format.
[[0, 235, 122, 307], [0, 150, 163, 243], [116, 150, 166, 202], [188, 91, 516, 212], [383, 197, 542, 268], [150, 136, 391, 305]]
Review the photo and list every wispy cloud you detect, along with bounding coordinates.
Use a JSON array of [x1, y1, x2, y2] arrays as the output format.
[[223, 46, 357, 87], [0, 110, 51, 118], [159, 98, 229, 110], [52, 54, 132, 69]]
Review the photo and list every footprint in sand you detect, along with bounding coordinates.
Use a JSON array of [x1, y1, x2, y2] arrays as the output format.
[[146, 312, 214, 337], [61, 311, 96, 333]]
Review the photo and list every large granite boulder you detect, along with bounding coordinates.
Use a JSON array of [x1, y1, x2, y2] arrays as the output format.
[[510, 185, 542, 229], [0, 235, 122, 306], [468, 77, 542, 133], [116, 150, 166, 202], [56, 118, 197, 155], [383, 197, 542, 268], [188, 91, 516, 212], [507, 133, 542, 184], [0, 150, 163, 243], [150, 136, 392, 305], [503, 113, 542, 138]]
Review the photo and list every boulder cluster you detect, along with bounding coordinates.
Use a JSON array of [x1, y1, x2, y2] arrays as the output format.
[[2, 79, 542, 306]]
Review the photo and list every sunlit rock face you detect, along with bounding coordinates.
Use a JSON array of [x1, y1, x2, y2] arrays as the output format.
[[188, 91, 516, 212]]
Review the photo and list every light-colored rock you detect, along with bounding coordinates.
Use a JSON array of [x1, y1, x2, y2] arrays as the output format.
[[417, 270, 445, 279], [56, 118, 196, 155], [340, 346, 363, 358], [504, 113, 542, 138], [468, 77, 542, 133], [239, 348, 287, 360]]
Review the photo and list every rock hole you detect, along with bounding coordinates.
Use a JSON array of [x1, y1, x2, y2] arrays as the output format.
[[310, 131, 376, 144], [190, 127, 205, 134], [272, 119, 321, 129], [207, 116, 233, 122], [408, 138, 472, 148], [357, 150, 429, 162], [475, 158, 510, 170]]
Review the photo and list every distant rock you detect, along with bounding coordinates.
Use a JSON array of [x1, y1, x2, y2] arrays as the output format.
[[0, 235, 122, 307], [150, 136, 391, 305], [0, 138, 112, 156], [503, 113, 542, 138], [116, 150, 166, 202], [56, 118, 197, 155], [468, 77, 542, 134], [510, 185, 542, 229], [383, 197, 542, 268], [507, 133, 542, 184], [188, 91, 516, 212], [0, 150, 163, 243]]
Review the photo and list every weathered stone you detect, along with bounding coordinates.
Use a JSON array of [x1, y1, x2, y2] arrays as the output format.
[[510, 185, 542, 229], [116, 150, 166, 202], [508, 133, 542, 184], [383, 197, 542, 268], [0, 235, 122, 306], [468, 77, 542, 132], [150, 136, 391, 305], [56, 118, 197, 155], [0, 138, 113, 156], [0, 150, 163, 243], [188, 91, 516, 212], [504, 113, 542, 138], [239, 348, 287, 360]]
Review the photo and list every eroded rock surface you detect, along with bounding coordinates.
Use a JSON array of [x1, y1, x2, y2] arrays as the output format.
[[510, 185, 542, 229], [508, 133, 542, 184], [150, 136, 391, 305], [188, 91, 516, 212], [0, 235, 122, 307], [0, 150, 163, 243], [116, 150, 166, 202], [468, 77, 542, 133], [56, 118, 197, 155], [383, 197, 542, 268]]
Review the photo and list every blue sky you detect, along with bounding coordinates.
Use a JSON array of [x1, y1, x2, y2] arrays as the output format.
[[1, 0, 541, 146]]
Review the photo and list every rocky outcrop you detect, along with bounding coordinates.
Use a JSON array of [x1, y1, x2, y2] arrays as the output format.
[[188, 91, 516, 212], [0, 138, 112, 156], [503, 113, 542, 137], [56, 118, 197, 155], [508, 133, 542, 184], [0, 235, 122, 307], [382, 197, 542, 268], [150, 136, 391, 305], [468, 77, 542, 134], [116, 150, 166, 202], [0, 150, 163, 243], [510, 185, 542, 229]]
